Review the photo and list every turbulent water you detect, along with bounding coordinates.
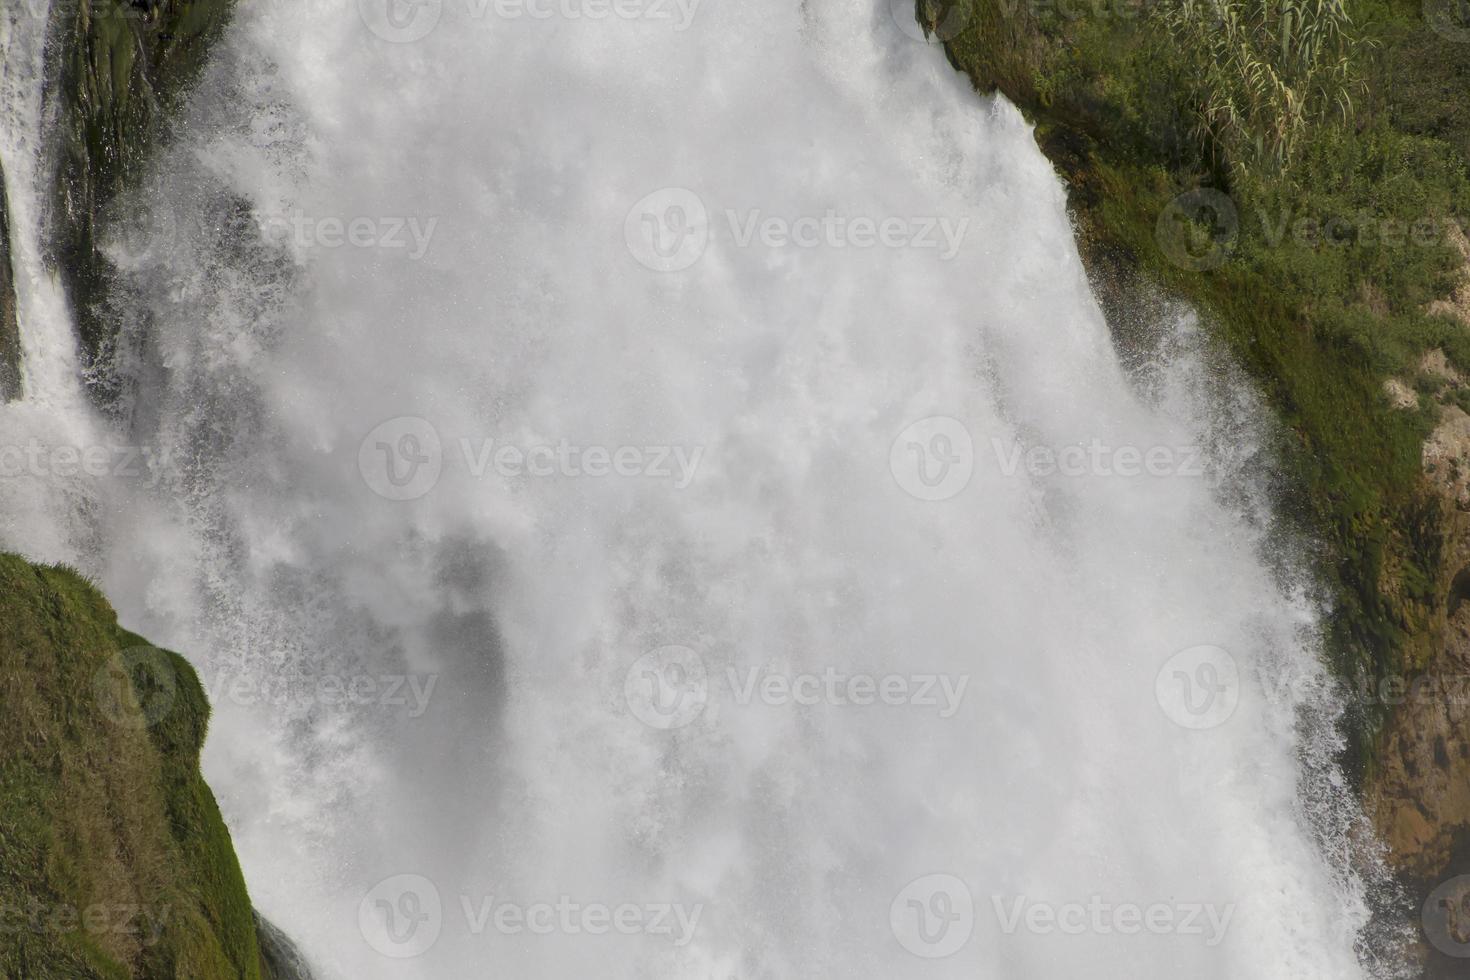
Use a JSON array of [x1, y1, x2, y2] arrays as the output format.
[[0, 0, 1400, 977]]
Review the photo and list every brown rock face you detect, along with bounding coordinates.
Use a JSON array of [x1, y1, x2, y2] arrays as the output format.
[[1426, 225, 1470, 329], [1424, 407, 1470, 512], [1370, 409, 1470, 971], [1370, 599, 1470, 877]]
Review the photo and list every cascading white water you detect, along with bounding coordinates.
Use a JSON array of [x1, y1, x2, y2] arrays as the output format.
[[0, 0, 119, 560], [0, 0, 1400, 977]]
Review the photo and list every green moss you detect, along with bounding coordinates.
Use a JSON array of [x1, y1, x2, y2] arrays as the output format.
[[0, 554, 262, 978], [929, 0, 1470, 776]]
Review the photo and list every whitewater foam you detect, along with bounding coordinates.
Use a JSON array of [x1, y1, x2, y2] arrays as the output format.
[[0, 0, 1396, 976]]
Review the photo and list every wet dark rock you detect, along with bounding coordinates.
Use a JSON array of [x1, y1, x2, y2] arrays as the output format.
[[0, 161, 19, 401], [46, 0, 236, 395]]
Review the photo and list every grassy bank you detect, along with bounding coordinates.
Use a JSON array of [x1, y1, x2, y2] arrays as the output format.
[[0, 554, 264, 978]]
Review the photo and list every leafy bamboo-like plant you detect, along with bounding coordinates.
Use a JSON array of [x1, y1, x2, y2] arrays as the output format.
[[1159, 0, 1361, 181]]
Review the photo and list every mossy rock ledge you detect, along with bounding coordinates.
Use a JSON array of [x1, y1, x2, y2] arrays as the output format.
[[0, 553, 312, 979]]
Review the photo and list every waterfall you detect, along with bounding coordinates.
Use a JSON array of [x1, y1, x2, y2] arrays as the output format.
[[1, 0, 116, 559], [0, 0, 1395, 976]]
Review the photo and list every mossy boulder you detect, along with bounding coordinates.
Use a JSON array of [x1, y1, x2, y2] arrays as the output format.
[[0, 553, 301, 979]]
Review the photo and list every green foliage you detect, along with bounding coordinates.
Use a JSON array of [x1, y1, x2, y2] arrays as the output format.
[[1159, 0, 1362, 178]]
